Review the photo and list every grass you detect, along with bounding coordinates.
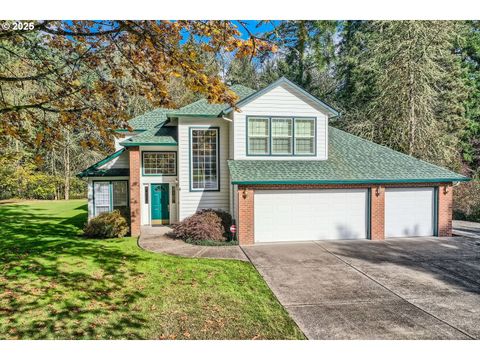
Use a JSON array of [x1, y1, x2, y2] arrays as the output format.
[[0, 200, 304, 340]]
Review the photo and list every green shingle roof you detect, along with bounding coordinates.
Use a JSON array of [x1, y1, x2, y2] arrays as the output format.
[[77, 148, 128, 178], [78, 168, 130, 178], [120, 125, 177, 147], [126, 108, 172, 130], [120, 84, 257, 132], [167, 84, 256, 117], [228, 127, 469, 185]]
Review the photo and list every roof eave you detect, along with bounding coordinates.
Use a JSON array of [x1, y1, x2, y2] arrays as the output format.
[[121, 142, 178, 147], [166, 113, 221, 118], [222, 77, 340, 117], [77, 148, 126, 178], [231, 178, 470, 185]]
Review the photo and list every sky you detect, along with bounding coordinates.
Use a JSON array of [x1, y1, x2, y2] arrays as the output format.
[[233, 20, 280, 39]]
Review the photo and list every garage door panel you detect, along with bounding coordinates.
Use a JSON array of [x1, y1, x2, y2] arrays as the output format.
[[385, 188, 434, 238], [254, 189, 368, 242]]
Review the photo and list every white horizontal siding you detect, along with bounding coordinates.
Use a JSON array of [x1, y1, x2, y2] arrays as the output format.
[[98, 150, 129, 170], [233, 83, 329, 160], [178, 117, 230, 220]]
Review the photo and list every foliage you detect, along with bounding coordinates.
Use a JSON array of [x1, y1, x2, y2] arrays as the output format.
[[183, 238, 239, 247], [261, 20, 339, 102], [458, 21, 480, 174], [0, 21, 275, 151], [0, 200, 303, 339], [0, 147, 87, 200], [225, 57, 259, 89], [336, 21, 467, 168], [172, 209, 233, 243], [83, 210, 130, 239], [453, 179, 480, 222], [197, 208, 234, 240]]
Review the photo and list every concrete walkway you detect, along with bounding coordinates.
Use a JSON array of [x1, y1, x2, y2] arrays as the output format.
[[138, 226, 248, 261], [453, 220, 480, 240]]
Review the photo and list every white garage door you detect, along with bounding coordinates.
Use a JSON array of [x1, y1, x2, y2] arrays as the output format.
[[254, 189, 368, 242], [385, 188, 435, 238]]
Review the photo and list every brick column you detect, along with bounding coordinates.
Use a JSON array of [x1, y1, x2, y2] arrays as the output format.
[[370, 185, 385, 240], [438, 184, 453, 237], [238, 186, 254, 245], [129, 147, 141, 236]]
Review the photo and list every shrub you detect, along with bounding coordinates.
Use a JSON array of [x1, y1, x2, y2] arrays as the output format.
[[83, 210, 130, 239], [196, 208, 233, 239], [453, 179, 480, 222], [172, 209, 233, 243]]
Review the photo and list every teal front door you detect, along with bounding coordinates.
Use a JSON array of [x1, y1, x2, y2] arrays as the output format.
[[151, 183, 169, 225]]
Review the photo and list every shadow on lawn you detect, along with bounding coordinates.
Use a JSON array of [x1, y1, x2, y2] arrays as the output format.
[[0, 203, 147, 339]]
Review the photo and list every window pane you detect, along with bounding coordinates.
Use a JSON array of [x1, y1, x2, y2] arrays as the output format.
[[113, 181, 128, 207], [191, 128, 218, 190], [248, 137, 268, 154], [272, 138, 292, 154], [248, 118, 269, 136], [94, 182, 110, 215], [271, 118, 292, 137], [143, 152, 176, 175], [295, 138, 314, 154], [295, 119, 314, 137]]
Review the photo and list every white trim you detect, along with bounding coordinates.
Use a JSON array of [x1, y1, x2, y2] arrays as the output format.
[[189, 127, 220, 191]]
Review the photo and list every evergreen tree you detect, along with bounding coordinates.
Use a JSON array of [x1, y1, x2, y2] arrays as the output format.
[[225, 57, 259, 89], [261, 20, 338, 100], [337, 21, 467, 167], [459, 20, 480, 173]]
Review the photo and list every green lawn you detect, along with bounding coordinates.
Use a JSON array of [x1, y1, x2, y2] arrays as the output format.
[[0, 200, 304, 340]]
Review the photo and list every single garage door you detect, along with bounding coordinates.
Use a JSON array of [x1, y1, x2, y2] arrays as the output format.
[[254, 189, 368, 242], [385, 187, 435, 238]]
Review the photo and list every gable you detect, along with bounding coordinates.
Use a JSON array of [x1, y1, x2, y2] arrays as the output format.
[[237, 82, 330, 116], [231, 82, 330, 160], [225, 77, 338, 117]]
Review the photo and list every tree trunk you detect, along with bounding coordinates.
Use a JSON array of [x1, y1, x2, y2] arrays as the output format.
[[64, 130, 70, 200]]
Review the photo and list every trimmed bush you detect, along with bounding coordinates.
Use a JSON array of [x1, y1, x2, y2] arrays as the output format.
[[83, 210, 130, 239], [172, 209, 233, 243]]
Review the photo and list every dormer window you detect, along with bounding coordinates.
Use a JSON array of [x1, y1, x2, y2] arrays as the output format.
[[247, 116, 316, 156]]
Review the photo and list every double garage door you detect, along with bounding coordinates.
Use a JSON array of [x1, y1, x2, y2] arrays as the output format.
[[254, 188, 435, 243]]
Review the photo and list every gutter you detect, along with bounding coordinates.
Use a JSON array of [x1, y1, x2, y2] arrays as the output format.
[[231, 178, 470, 186]]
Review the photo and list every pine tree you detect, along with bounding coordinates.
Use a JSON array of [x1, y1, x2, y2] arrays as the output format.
[[225, 57, 259, 89], [338, 21, 467, 167]]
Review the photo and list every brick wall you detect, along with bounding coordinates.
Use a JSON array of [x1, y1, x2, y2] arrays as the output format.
[[237, 188, 255, 245], [438, 184, 453, 237], [370, 186, 385, 240], [129, 147, 141, 236], [236, 182, 453, 244]]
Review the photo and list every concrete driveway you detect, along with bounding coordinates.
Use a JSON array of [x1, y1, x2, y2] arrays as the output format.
[[242, 236, 480, 339]]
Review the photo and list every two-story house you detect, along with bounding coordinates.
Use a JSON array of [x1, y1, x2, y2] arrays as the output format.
[[79, 77, 469, 245]]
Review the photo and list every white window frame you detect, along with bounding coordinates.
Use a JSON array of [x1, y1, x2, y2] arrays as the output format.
[[247, 116, 317, 156], [271, 117, 293, 155], [247, 117, 270, 155], [94, 182, 110, 216], [142, 151, 177, 175], [93, 180, 129, 216], [190, 127, 220, 191], [294, 118, 316, 155]]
